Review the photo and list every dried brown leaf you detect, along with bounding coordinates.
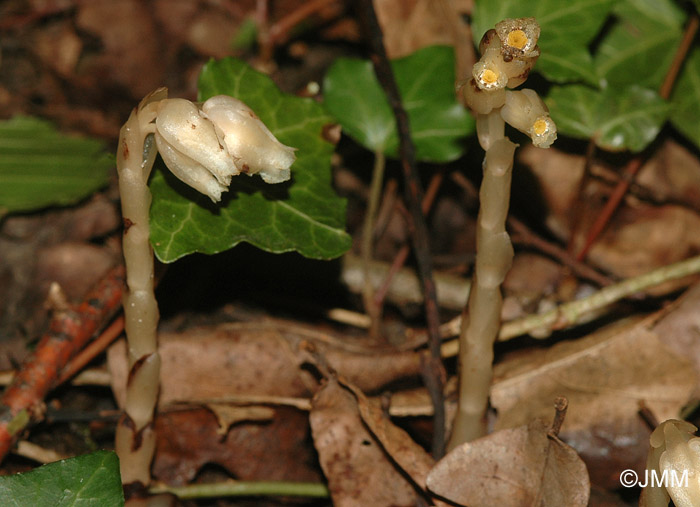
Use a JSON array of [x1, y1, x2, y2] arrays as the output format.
[[427, 419, 590, 506], [154, 406, 320, 485], [491, 313, 696, 488], [375, 0, 474, 79], [76, 0, 165, 97], [310, 378, 417, 507], [108, 321, 422, 408], [341, 378, 436, 490]]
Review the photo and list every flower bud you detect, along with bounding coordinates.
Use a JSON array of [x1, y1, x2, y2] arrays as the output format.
[[155, 98, 238, 202], [201, 95, 296, 185], [154, 96, 295, 202], [500, 89, 557, 148]]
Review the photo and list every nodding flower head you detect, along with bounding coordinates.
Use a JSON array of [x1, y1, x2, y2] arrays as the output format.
[[500, 89, 557, 148], [495, 17, 540, 60], [154, 95, 295, 202]]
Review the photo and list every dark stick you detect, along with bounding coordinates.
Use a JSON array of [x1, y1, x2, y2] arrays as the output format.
[[357, 0, 446, 458]]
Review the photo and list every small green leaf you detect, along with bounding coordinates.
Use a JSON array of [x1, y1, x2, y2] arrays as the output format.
[[323, 45, 474, 162], [472, 0, 615, 84], [594, 0, 685, 89], [546, 84, 670, 152], [0, 451, 123, 506], [0, 116, 112, 216], [149, 57, 351, 262], [670, 47, 700, 150]]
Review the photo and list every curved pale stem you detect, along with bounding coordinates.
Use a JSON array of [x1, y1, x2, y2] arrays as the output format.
[[449, 110, 516, 448], [114, 89, 166, 487]]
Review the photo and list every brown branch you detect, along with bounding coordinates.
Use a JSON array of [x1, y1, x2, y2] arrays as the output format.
[[0, 265, 125, 462], [357, 0, 446, 458], [575, 12, 699, 261]]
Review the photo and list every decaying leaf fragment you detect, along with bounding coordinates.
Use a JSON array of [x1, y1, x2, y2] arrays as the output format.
[[309, 377, 418, 507], [426, 419, 590, 506]]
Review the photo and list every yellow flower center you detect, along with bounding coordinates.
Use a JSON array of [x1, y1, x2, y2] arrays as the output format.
[[507, 30, 529, 50], [533, 118, 548, 136], [481, 69, 499, 85]]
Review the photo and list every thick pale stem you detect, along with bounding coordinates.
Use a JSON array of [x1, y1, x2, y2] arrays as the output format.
[[114, 91, 165, 487], [449, 111, 516, 448]]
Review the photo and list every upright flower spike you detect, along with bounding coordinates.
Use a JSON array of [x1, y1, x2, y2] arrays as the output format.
[[115, 88, 295, 494], [449, 17, 557, 449]]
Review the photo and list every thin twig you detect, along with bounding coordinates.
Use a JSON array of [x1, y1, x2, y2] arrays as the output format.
[[508, 216, 613, 287], [0, 265, 125, 462], [268, 0, 340, 46], [548, 396, 568, 437], [57, 315, 124, 385], [575, 12, 699, 261], [357, 0, 446, 458], [362, 151, 387, 337], [439, 253, 700, 345], [150, 480, 329, 500], [374, 171, 444, 307]]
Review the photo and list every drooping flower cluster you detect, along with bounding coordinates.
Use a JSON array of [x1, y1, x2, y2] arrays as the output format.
[[462, 17, 556, 148], [155, 95, 296, 202]]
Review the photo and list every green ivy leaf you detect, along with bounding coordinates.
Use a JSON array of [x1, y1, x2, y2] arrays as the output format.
[[594, 0, 685, 90], [546, 84, 670, 152], [472, 0, 615, 84], [0, 451, 123, 506], [323, 45, 474, 162], [0, 116, 112, 217], [149, 58, 351, 263], [670, 47, 700, 149]]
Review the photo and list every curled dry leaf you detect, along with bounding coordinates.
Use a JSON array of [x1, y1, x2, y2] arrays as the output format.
[[426, 419, 590, 506], [491, 311, 696, 488], [309, 377, 418, 507], [339, 377, 437, 492]]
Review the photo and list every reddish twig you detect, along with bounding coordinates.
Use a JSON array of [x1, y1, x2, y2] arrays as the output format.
[[57, 315, 125, 385], [373, 171, 445, 307], [0, 265, 125, 461], [358, 0, 446, 458], [576, 12, 699, 261], [508, 216, 613, 287], [268, 0, 339, 46]]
